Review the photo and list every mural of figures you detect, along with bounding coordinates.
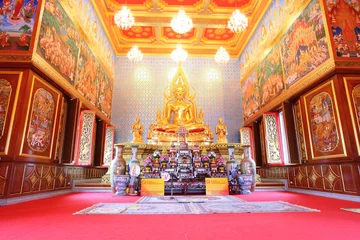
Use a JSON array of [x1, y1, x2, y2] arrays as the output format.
[[0, 79, 11, 138], [242, 72, 260, 119], [240, 0, 308, 83], [352, 85, 360, 133], [37, 0, 79, 83], [75, 42, 98, 106], [325, 0, 360, 57], [309, 92, 339, 152], [59, 0, 115, 79], [257, 46, 284, 107], [281, 0, 330, 87], [97, 70, 113, 119], [27, 88, 55, 152], [0, 0, 38, 50]]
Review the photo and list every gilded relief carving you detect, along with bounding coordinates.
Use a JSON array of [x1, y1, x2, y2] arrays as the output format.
[[352, 85, 360, 133], [77, 111, 95, 165], [27, 88, 55, 152], [293, 100, 308, 160], [240, 127, 252, 146], [103, 127, 114, 166], [263, 113, 283, 165], [0, 79, 12, 139], [309, 92, 339, 152]]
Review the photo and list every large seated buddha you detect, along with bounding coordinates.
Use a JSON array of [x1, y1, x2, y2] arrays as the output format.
[[147, 64, 213, 144]]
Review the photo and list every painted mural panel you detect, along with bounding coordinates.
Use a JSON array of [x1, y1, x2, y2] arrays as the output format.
[[242, 72, 260, 119], [98, 70, 113, 119], [281, 0, 330, 88], [59, 0, 115, 79], [325, 0, 360, 57], [27, 88, 55, 152], [0, 79, 11, 138], [37, 0, 79, 83], [257, 45, 284, 107], [239, 0, 310, 83], [0, 0, 38, 50]]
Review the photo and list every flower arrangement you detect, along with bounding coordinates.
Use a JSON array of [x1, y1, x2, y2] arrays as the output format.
[[160, 155, 169, 163], [152, 150, 161, 158], [144, 155, 153, 167], [217, 155, 225, 167], [208, 151, 216, 159]]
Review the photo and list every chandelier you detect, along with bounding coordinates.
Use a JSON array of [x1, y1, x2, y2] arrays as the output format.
[[127, 45, 143, 62], [171, 8, 193, 34], [114, 6, 134, 30], [171, 44, 188, 62], [215, 47, 230, 64], [227, 9, 248, 33]]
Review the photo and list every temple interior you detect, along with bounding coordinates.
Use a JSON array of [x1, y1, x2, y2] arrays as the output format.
[[0, 0, 360, 218]]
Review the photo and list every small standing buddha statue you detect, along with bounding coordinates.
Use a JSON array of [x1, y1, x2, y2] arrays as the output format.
[[216, 117, 228, 143], [131, 117, 144, 143]]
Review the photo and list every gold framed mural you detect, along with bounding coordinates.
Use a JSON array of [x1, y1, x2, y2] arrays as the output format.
[[344, 77, 360, 156], [20, 75, 61, 160], [303, 80, 346, 160]]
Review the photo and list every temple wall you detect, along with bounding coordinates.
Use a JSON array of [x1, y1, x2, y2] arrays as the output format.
[[112, 57, 242, 143]]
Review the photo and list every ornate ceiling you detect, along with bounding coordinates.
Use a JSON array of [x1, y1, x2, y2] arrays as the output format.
[[92, 0, 271, 57]]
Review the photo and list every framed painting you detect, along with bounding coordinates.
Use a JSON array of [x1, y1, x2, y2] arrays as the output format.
[[303, 80, 346, 160], [262, 112, 284, 166], [344, 77, 360, 156]]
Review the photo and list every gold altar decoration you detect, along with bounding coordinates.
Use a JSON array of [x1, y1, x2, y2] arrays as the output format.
[[131, 117, 144, 143], [147, 63, 213, 145], [216, 117, 228, 143]]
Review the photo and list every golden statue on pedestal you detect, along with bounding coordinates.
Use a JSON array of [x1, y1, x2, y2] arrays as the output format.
[[216, 117, 228, 143], [147, 63, 213, 144], [131, 117, 144, 143]]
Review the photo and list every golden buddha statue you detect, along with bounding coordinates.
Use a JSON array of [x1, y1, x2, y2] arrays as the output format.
[[216, 117, 228, 143], [147, 64, 213, 144], [131, 117, 144, 143]]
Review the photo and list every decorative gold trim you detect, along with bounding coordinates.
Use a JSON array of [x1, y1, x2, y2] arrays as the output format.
[[344, 77, 360, 155], [19, 75, 61, 160], [32, 53, 110, 123], [303, 80, 347, 160], [244, 59, 336, 125]]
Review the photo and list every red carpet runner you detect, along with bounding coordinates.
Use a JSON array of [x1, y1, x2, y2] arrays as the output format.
[[1, 191, 359, 240]]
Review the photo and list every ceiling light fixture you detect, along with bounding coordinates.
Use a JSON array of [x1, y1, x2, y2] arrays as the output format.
[[214, 47, 230, 64], [127, 45, 143, 62], [171, 7, 193, 34], [227, 9, 248, 33], [114, 6, 134, 30], [171, 44, 188, 62]]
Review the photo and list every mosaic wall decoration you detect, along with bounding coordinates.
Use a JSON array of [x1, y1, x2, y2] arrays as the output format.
[[103, 126, 114, 166], [239, 0, 310, 83], [257, 45, 284, 107], [263, 112, 283, 166], [303, 80, 346, 159], [37, 0, 114, 119], [27, 88, 55, 152], [280, 0, 330, 87], [0, 79, 11, 139], [325, 0, 360, 57], [75, 111, 96, 165], [113, 57, 242, 143], [293, 100, 308, 161], [0, 0, 38, 51]]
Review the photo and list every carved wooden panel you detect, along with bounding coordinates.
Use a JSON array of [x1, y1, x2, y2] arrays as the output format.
[[240, 127, 254, 159], [293, 100, 308, 161], [307, 166, 323, 190], [0, 71, 22, 157], [20, 75, 62, 161], [103, 125, 114, 166], [294, 166, 309, 188], [74, 110, 96, 166], [263, 112, 284, 166], [303, 80, 347, 160], [0, 163, 10, 196]]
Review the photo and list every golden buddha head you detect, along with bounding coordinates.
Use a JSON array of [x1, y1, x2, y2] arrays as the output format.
[[174, 86, 186, 101]]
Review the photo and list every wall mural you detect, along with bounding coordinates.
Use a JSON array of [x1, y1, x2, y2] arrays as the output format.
[[325, 0, 360, 57], [27, 88, 55, 152], [37, 0, 114, 119], [239, 0, 310, 83], [257, 45, 284, 107], [0, 0, 38, 50], [281, 0, 330, 88], [0, 79, 11, 138], [241, 0, 330, 119]]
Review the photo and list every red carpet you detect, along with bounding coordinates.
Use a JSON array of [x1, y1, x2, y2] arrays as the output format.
[[1, 191, 359, 240]]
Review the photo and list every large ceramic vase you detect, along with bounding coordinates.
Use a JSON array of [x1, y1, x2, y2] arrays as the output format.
[[226, 146, 238, 182], [110, 145, 127, 193], [128, 145, 141, 195], [239, 145, 257, 192]]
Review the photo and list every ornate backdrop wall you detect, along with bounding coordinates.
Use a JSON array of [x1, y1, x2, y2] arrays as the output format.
[[112, 57, 242, 143]]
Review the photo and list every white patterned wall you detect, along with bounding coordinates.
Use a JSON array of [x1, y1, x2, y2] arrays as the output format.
[[112, 56, 242, 143]]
